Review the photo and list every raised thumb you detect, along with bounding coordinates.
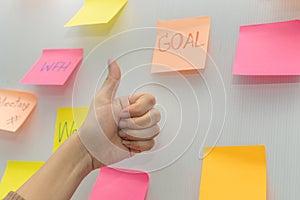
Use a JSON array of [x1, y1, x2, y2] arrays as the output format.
[[96, 59, 121, 102]]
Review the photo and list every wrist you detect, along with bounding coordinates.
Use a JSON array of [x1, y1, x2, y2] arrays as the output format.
[[17, 133, 96, 200], [72, 133, 94, 173], [74, 132, 105, 170]]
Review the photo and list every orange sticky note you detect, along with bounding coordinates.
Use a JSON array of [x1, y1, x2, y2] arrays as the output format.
[[152, 16, 210, 73], [199, 145, 266, 200], [20, 49, 83, 85], [0, 89, 37, 132]]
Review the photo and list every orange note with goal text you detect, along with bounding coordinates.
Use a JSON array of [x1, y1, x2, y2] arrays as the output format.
[[152, 16, 210, 73]]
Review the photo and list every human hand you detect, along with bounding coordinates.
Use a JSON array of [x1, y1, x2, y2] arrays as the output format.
[[78, 60, 161, 169]]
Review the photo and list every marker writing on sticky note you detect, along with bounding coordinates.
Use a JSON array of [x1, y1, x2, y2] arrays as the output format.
[[0, 96, 31, 112], [20, 48, 83, 85], [152, 16, 210, 73], [40, 61, 71, 72], [158, 31, 205, 52], [0, 89, 37, 132], [58, 120, 77, 142], [53, 107, 89, 152]]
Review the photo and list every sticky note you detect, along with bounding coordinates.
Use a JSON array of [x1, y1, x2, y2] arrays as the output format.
[[199, 145, 266, 200], [65, 0, 128, 27], [20, 48, 83, 85], [53, 107, 89, 152], [0, 89, 37, 132], [89, 167, 149, 200], [151, 16, 210, 73], [233, 20, 300, 75], [0, 161, 44, 199]]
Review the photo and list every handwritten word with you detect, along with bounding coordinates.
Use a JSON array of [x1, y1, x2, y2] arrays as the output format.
[[58, 120, 77, 142], [158, 31, 204, 52], [53, 107, 88, 152], [6, 115, 21, 126], [40, 62, 71, 72], [0, 96, 30, 112]]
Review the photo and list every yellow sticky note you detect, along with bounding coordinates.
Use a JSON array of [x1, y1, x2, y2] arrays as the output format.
[[152, 16, 210, 73], [0, 161, 44, 199], [199, 145, 266, 200], [65, 0, 128, 27], [0, 89, 37, 132], [53, 107, 89, 152]]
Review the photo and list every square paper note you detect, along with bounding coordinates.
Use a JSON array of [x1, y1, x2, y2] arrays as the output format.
[[0, 161, 44, 199], [152, 16, 211, 73], [0, 89, 37, 132], [20, 48, 83, 85], [199, 145, 266, 200], [233, 20, 300, 75], [53, 107, 89, 152], [65, 0, 128, 27], [89, 167, 149, 200]]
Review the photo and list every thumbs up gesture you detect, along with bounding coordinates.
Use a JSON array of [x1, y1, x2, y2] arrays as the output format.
[[78, 60, 161, 169]]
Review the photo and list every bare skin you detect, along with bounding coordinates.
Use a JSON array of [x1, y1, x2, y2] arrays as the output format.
[[16, 60, 160, 200]]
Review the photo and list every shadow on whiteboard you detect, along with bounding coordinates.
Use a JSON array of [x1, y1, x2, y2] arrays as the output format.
[[232, 75, 300, 85]]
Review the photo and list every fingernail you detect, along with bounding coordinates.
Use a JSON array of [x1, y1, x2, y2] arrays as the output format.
[[108, 58, 114, 65], [119, 120, 126, 128], [122, 140, 131, 145], [118, 131, 126, 137]]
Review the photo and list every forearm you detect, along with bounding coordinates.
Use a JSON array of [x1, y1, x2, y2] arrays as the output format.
[[17, 133, 96, 200], [11, 60, 159, 200]]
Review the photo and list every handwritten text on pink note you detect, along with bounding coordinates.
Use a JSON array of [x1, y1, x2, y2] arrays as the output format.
[[233, 20, 300, 75], [20, 48, 83, 85], [89, 167, 149, 200]]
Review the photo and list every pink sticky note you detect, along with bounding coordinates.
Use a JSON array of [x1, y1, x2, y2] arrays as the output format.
[[233, 20, 300, 75], [0, 89, 37, 132], [89, 167, 149, 200], [20, 48, 83, 85]]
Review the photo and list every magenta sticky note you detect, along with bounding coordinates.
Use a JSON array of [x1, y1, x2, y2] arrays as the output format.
[[89, 167, 149, 200], [20, 48, 83, 85], [233, 20, 300, 75]]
